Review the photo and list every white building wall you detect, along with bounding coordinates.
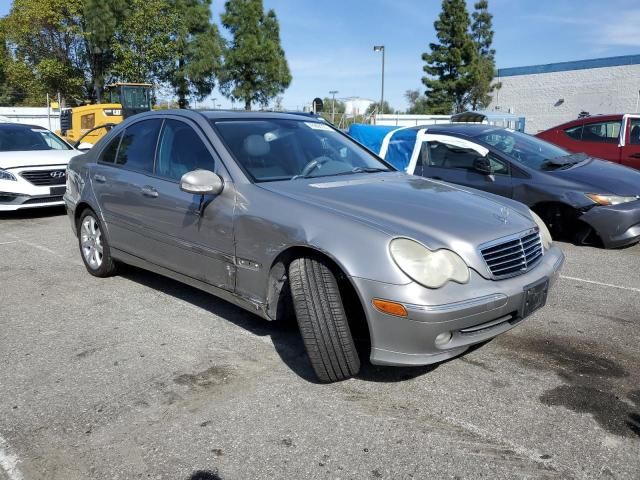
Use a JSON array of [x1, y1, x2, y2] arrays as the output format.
[[0, 107, 61, 131], [488, 64, 640, 133], [343, 97, 374, 116]]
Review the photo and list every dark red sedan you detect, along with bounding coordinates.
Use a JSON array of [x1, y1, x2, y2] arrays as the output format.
[[536, 114, 640, 170]]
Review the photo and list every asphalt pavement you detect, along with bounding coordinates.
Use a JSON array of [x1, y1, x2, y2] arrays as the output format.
[[0, 206, 638, 480]]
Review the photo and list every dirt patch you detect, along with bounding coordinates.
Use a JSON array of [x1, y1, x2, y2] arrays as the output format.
[[174, 366, 234, 389]]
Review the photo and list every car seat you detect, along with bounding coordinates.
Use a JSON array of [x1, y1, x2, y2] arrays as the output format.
[[630, 125, 640, 145], [242, 134, 287, 179]]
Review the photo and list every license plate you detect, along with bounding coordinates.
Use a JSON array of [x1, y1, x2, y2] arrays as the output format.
[[522, 278, 549, 317], [50, 186, 66, 195]]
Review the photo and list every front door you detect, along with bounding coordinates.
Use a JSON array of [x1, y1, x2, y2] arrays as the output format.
[[620, 116, 640, 170], [135, 118, 236, 291], [417, 138, 513, 198]]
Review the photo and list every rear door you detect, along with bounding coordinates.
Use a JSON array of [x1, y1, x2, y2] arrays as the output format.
[[572, 118, 623, 162], [417, 137, 513, 198], [93, 118, 163, 257], [620, 116, 640, 170]]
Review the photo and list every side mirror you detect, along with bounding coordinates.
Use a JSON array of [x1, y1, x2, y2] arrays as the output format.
[[76, 142, 93, 151], [180, 170, 224, 195], [473, 157, 492, 175]]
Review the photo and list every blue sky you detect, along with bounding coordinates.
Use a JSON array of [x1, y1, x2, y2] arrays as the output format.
[[1, 0, 640, 109]]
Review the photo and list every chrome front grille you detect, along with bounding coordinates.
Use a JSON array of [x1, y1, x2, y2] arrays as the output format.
[[480, 229, 543, 279], [20, 169, 66, 186]]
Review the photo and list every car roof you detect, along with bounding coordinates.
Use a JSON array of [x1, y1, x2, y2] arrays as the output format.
[[199, 110, 325, 122], [541, 114, 628, 131], [411, 123, 502, 137], [0, 122, 47, 130]]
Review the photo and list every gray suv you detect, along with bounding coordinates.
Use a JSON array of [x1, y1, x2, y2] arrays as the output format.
[[64, 110, 564, 382]]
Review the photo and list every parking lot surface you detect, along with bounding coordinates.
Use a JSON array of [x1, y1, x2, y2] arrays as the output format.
[[1, 207, 639, 480]]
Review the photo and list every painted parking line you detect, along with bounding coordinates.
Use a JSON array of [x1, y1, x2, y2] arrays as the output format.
[[0, 242, 18, 246], [0, 435, 24, 480], [560, 275, 640, 293]]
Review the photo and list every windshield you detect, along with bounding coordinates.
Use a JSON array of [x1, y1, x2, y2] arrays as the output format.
[[213, 119, 394, 182], [120, 86, 151, 110], [0, 125, 71, 151], [474, 129, 572, 170]]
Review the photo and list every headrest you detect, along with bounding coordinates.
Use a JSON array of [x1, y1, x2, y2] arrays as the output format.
[[243, 134, 270, 157]]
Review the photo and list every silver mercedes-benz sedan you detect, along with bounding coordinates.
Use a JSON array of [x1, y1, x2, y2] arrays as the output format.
[[64, 110, 564, 382]]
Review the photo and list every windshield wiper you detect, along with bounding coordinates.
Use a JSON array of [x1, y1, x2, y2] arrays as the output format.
[[541, 152, 588, 170], [350, 167, 389, 173]]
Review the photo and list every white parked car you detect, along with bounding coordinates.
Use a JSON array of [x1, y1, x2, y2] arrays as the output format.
[[0, 123, 78, 211]]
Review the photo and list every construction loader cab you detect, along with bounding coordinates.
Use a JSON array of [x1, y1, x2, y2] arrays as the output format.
[[58, 83, 152, 146], [104, 83, 153, 118]]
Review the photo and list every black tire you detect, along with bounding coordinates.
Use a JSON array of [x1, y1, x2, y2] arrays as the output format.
[[288, 257, 360, 382], [77, 209, 117, 277]]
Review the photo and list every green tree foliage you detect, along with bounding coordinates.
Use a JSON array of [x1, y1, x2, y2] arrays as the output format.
[[83, 0, 128, 101], [366, 101, 394, 115], [2, 0, 86, 105], [404, 89, 430, 114], [166, 0, 223, 108], [421, 0, 476, 114], [220, 0, 291, 110], [468, 0, 498, 110], [319, 96, 345, 123]]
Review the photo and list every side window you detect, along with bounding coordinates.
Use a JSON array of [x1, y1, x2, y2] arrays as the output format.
[[629, 119, 640, 145], [115, 119, 162, 172], [426, 142, 480, 170], [156, 120, 215, 181], [99, 133, 122, 164], [581, 121, 621, 144], [487, 154, 509, 175], [564, 125, 583, 140]]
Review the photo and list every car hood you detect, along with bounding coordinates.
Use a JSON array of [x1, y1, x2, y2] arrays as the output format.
[[260, 172, 536, 271], [548, 157, 640, 195], [0, 150, 79, 169]]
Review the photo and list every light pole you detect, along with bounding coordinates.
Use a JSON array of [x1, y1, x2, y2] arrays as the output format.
[[373, 45, 385, 117], [211, 97, 217, 109], [329, 90, 339, 123]]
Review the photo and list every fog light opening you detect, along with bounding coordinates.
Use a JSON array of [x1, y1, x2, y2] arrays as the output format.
[[435, 331, 452, 346]]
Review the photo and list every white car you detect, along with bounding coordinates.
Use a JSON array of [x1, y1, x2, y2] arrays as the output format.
[[0, 123, 79, 211]]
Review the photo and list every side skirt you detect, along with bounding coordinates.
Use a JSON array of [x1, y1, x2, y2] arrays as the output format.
[[111, 247, 272, 321]]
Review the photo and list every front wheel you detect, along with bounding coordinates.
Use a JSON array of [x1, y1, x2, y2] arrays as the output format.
[[288, 257, 360, 382], [78, 209, 117, 277]]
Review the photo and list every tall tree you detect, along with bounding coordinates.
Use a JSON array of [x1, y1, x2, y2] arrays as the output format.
[[2, 0, 86, 105], [468, 0, 498, 110], [220, 0, 291, 110], [166, 0, 223, 108], [404, 88, 430, 114], [421, 0, 476, 114], [82, 0, 129, 102], [110, 0, 178, 84]]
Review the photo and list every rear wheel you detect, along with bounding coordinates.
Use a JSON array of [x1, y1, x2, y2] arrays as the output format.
[[78, 209, 117, 277], [288, 257, 360, 382]]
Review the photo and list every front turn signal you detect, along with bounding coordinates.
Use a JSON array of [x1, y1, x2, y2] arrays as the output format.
[[372, 298, 408, 317]]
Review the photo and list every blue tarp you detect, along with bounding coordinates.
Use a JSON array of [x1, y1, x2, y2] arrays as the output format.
[[348, 124, 418, 172]]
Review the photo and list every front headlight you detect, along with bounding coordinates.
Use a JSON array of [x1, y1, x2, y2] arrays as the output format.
[[530, 210, 553, 250], [0, 169, 17, 181], [389, 238, 469, 289], [585, 193, 638, 206]]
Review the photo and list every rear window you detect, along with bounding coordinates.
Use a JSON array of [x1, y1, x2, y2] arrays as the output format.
[[0, 125, 71, 151]]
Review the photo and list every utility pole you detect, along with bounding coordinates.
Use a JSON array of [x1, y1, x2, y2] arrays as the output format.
[[329, 90, 339, 123], [373, 45, 385, 117]]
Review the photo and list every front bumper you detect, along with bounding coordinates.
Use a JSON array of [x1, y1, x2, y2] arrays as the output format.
[[579, 200, 640, 248], [0, 165, 67, 211], [352, 245, 564, 367]]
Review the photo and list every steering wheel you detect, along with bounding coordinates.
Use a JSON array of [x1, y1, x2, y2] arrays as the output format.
[[299, 156, 333, 177]]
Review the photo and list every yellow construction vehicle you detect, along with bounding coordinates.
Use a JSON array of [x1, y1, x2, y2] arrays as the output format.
[[58, 82, 153, 147]]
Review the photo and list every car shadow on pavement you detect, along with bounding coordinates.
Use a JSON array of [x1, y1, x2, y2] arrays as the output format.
[[0, 205, 66, 220], [119, 264, 488, 385]]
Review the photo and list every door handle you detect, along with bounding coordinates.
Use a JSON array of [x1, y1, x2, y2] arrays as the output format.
[[94, 174, 106, 183], [630, 153, 640, 159], [141, 186, 159, 198]]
